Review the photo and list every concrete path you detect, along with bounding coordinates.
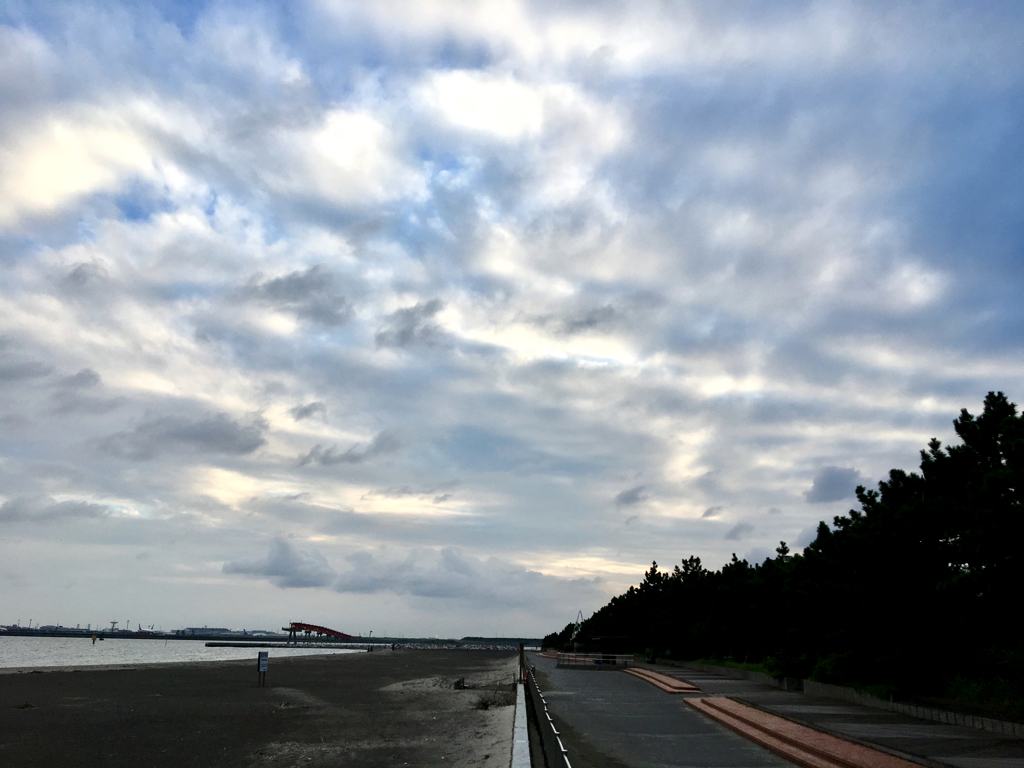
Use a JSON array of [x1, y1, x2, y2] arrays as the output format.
[[669, 664, 1024, 768], [529, 654, 796, 768]]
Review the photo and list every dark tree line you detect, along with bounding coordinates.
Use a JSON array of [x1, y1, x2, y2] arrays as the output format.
[[544, 392, 1024, 718]]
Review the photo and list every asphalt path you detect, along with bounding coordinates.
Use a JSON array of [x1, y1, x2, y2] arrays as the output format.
[[529, 653, 795, 768], [531, 656, 1024, 768]]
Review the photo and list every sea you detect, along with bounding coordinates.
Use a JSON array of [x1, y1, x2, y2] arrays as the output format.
[[0, 635, 363, 670]]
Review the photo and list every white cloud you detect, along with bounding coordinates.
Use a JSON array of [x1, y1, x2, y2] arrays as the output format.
[[197, 13, 307, 86], [420, 70, 544, 141], [883, 262, 948, 310], [264, 109, 425, 205], [0, 105, 155, 226]]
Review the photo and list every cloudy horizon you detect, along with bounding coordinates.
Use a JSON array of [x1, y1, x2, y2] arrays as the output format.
[[2, 1, 1023, 638]]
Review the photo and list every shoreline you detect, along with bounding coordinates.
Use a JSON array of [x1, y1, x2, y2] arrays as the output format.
[[0, 648, 362, 675]]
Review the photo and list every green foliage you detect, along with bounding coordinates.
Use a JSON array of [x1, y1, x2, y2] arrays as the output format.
[[556, 392, 1024, 716], [541, 621, 576, 651]]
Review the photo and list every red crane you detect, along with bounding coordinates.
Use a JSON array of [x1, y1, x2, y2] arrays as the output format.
[[282, 621, 355, 644]]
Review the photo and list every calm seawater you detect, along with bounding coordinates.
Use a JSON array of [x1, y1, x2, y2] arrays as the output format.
[[0, 636, 363, 669]]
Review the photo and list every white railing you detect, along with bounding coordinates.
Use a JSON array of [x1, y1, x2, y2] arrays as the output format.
[[556, 652, 632, 669]]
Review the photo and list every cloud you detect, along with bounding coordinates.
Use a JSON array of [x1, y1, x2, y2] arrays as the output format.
[[0, 497, 113, 524], [614, 485, 647, 506], [725, 522, 754, 541], [62, 263, 108, 292], [0, 103, 156, 226], [795, 525, 821, 548], [332, 547, 602, 608], [375, 299, 445, 348], [0, 359, 52, 383], [264, 108, 424, 206], [743, 546, 772, 564], [51, 368, 122, 414], [298, 431, 401, 466], [223, 537, 337, 588], [702, 505, 724, 518], [59, 368, 102, 389], [243, 266, 351, 326], [289, 401, 327, 421], [362, 481, 459, 499], [805, 466, 862, 503], [559, 305, 617, 335], [419, 70, 545, 141], [101, 414, 267, 461]]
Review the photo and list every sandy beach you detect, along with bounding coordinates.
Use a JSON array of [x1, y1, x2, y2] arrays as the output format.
[[0, 648, 517, 768]]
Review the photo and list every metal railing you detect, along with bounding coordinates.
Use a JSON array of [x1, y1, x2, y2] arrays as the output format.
[[525, 666, 572, 768], [556, 652, 632, 669]]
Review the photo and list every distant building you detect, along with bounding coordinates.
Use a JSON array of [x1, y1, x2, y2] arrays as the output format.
[[183, 627, 234, 635]]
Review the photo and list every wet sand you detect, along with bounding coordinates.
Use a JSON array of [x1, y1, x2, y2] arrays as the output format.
[[0, 649, 517, 768]]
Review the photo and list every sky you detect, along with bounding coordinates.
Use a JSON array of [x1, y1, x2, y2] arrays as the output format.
[[1, 1, 1023, 638]]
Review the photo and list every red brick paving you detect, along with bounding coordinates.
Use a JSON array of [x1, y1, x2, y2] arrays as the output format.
[[686, 696, 925, 768], [624, 667, 701, 693]]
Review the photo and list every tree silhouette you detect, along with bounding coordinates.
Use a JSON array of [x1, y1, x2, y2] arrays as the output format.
[[548, 393, 1024, 720]]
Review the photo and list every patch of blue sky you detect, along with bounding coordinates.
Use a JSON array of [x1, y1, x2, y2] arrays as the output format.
[[202, 191, 218, 219], [387, 208, 452, 260], [115, 191, 174, 223], [0, 234, 47, 265]]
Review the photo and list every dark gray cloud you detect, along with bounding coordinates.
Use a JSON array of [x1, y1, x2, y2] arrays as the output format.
[[0, 496, 112, 523], [805, 467, 862, 503], [614, 485, 647, 506], [51, 368, 122, 414], [332, 547, 602, 608], [298, 431, 400, 466], [101, 413, 267, 461], [795, 525, 821, 548], [533, 305, 619, 335], [59, 368, 101, 388], [61, 262, 108, 292], [223, 537, 337, 588], [375, 299, 444, 348], [743, 546, 772, 564], [363, 480, 459, 499], [702, 505, 724, 518], [243, 266, 351, 326], [52, 390, 124, 415], [0, 359, 52, 383], [725, 522, 754, 541], [561, 305, 617, 334], [289, 401, 327, 421]]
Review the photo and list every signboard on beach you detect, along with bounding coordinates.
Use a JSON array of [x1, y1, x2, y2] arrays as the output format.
[[256, 651, 268, 687]]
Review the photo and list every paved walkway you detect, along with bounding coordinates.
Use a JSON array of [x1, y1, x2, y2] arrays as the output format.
[[555, 658, 1024, 768], [529, 654, 796, 768]]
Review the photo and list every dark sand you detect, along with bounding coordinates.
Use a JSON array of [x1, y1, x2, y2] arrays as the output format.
[[0, 649, 517, 768]]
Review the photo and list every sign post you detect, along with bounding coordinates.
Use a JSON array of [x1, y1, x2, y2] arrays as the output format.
[[257, 651, 268, 687]]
